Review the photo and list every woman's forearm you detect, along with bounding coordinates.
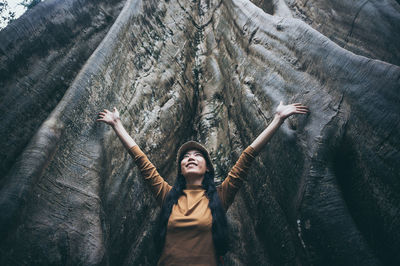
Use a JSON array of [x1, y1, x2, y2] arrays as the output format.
[[112, 119, 137, 150], [249, 102, 309, 153], [250, 114, 284, 154], [97, 107, 137, 150]]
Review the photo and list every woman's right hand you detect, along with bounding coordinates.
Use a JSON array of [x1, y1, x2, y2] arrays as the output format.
[[97, 107, 120, 127]]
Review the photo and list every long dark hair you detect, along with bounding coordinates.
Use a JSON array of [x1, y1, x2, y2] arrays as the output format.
[[155, 169, 229, 257]]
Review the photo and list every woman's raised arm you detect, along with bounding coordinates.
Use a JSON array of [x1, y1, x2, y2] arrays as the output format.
[[97, 107, 171, 205], [250, 101, 309, 153], [97, 107, 137, 150], [218, 102, 309, 209]]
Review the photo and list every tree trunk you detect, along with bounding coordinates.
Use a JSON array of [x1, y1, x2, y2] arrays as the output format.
[[0, 0, 399, 265]]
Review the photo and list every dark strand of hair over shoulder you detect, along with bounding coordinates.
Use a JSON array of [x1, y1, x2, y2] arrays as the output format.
[[154, 171, 230, 257]]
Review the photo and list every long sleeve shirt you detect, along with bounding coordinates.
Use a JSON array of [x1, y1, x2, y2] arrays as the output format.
[[129, 145, 257, 265]]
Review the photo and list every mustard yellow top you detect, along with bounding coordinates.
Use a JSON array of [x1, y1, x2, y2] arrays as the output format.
[[129, 145, 257, 265]]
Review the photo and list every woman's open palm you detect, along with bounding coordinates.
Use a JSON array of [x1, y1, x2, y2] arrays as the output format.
[[276, 101, 309, 120], [97, 107, 120, 126]]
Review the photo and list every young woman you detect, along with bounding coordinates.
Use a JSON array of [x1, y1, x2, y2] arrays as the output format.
[[97, 102, 308, 265]]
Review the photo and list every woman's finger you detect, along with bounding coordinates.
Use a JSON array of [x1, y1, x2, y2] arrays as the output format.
[[293, 104, 307, 107], [296, 107, 309, 111], [295, 110, 308, 114]]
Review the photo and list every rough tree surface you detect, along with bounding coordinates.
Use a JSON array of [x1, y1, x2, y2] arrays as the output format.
[[1, 0, 399, 265]]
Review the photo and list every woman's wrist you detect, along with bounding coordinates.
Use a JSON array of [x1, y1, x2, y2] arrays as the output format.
[[111, 117, 122, 129], [274, 113, 285, 124]]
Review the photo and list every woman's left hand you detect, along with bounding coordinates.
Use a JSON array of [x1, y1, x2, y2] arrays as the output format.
[[275, 101, 309, 121]]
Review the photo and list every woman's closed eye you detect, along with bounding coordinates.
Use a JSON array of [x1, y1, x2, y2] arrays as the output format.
[[183, 152, 203, 158]]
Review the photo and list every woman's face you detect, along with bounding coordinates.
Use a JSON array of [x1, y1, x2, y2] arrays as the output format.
[[180, 149, 209, 179]]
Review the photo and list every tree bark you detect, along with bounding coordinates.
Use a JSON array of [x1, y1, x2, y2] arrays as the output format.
[[0, 0, 399, 265]]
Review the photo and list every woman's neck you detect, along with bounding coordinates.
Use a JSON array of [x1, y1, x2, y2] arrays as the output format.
[[185, 175, 204, 186]]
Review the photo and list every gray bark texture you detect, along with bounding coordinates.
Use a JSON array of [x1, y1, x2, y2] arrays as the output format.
[[0, 0, 399, 265]]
